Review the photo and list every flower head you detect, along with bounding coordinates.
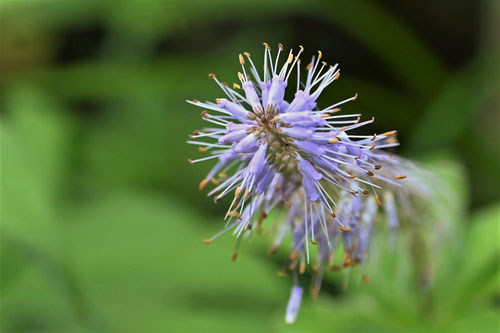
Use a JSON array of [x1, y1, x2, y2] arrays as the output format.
[[187, 43, 425, 323]]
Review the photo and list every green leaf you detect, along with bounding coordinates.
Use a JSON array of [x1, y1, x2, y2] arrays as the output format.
[[63, 191, 292, 331], [1, 85, 74, 260], [409, 51, 500, 153], [314, 0, 448, 96]]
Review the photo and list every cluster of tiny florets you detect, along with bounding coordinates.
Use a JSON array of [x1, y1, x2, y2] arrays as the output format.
[[187, 43, 427, 323]]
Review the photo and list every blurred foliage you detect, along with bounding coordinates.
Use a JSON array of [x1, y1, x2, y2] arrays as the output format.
[[1, 0, 499, 331]]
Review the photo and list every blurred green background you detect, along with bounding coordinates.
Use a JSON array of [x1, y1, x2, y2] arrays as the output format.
[[1, 0, 499, 331]]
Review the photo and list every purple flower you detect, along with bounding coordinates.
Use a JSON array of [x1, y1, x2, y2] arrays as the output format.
[[187, 43, 425, 323]]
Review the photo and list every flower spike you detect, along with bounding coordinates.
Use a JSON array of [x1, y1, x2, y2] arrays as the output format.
[[187, 43, 435, 324]]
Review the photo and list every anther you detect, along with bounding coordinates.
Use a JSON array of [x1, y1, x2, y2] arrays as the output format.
[[343, 253, 353, 266], [258, 211, 267, 224], [233, 83, 241, 89], [330, 212, 336, 218], [238, 72, 244, 81], [328, 137, 339, 144], [375, 196, 382, 206], [363, 274, 370, 285], [322, 61, 327, 66], [239, 54, 245, 65], [374, 165, 382, 170], [289, 251, 299, 261], [366, 171, 374, 176], [208, 73, 216, 78], [278, 43, 283, 51], [199, 179, 209, 190], [353, 93, 358, 100], [339, 226, 351, 232], [369, 144, 376, 150], [321, 113, 330, 118], [317, 50, 322, 59], [227, 211, 241, 218], [287, 53, 293, 64], [192, 99, 200, 103], [230, 199, 240, 211], [269, 245, 279, 256], [311, 240, 317, 245], [231, 253, 238, 261], [331, 108, 341, 113], [235, 186, 242, 197], [299, 263, 306, 274], [277, 269, 288, 277], [362, 190, 370, 195], [371, 134, 377, 141], [200, 110, 209, 118], [311, 287, 319, 299], [244, 51, 251, 57], [263, 42, 270, 50], [396, 175, 407, 179], [331, 265, 342, 272], [198, 147, 207, 152], [218, 172, 227, 178], [299, 45, 304, 52], [306, 63, 313, 71], [383, 131, 396, 136], [203, 239, 212, 244], [334, 72, 340, 79]]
